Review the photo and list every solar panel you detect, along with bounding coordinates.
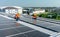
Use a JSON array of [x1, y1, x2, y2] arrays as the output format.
[[0, 16, 50, 37]]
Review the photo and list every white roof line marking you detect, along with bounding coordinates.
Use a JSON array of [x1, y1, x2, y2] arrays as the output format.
[[6, 30, 35, 37], [0, 26, 25, 30]]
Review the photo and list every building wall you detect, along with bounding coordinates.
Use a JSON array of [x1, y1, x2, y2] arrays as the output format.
[[5, 9, 18, 14], [18, 8, 23, 14], [1, 6, 23, 14], [33, 9, 45, 14]]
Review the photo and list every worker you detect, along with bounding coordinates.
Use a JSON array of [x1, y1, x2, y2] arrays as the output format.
[[32, 13, 37, 20], [14, 13, 20, 21]]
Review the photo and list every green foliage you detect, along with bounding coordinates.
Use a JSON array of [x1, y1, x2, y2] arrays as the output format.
[[32, 12, 60, 20], [41, 14, 48, 18], [38, 14, 43, 17], [45, 9, 48, 12], [38, 12, 49, 18], [47, 13, 57, 19], [38, 12, 59, 20], [56, 15, 60, 20]]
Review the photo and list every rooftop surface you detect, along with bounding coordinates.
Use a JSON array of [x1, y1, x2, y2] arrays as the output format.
[[0, 13, 60, 37], [0, 14, 50, 37]]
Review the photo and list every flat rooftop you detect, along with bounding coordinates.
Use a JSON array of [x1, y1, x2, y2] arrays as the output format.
[[0, 14, 50, 37]]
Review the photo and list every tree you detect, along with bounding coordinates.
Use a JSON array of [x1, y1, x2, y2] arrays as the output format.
[[45, 9, 48, 12]]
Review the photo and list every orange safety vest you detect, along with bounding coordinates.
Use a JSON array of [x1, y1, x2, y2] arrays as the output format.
[[15, 13, 20, 18], [33, 14, 37, 18]]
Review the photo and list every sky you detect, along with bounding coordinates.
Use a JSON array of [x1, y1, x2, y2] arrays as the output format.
[[0, 0, 60, 7]]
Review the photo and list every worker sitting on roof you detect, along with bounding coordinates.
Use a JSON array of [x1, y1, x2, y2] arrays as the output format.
[[32, 13, 37, 20], [15, 12, 20, 21]]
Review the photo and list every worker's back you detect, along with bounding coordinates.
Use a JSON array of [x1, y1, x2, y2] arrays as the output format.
[[33, 13, 37, 19], [15, 13, 20, 21], [15, 13, 20, 18]]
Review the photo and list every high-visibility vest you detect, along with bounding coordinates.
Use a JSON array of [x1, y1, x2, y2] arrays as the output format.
[[15, 13, 20, 18], [33, 14, 37, 18]]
